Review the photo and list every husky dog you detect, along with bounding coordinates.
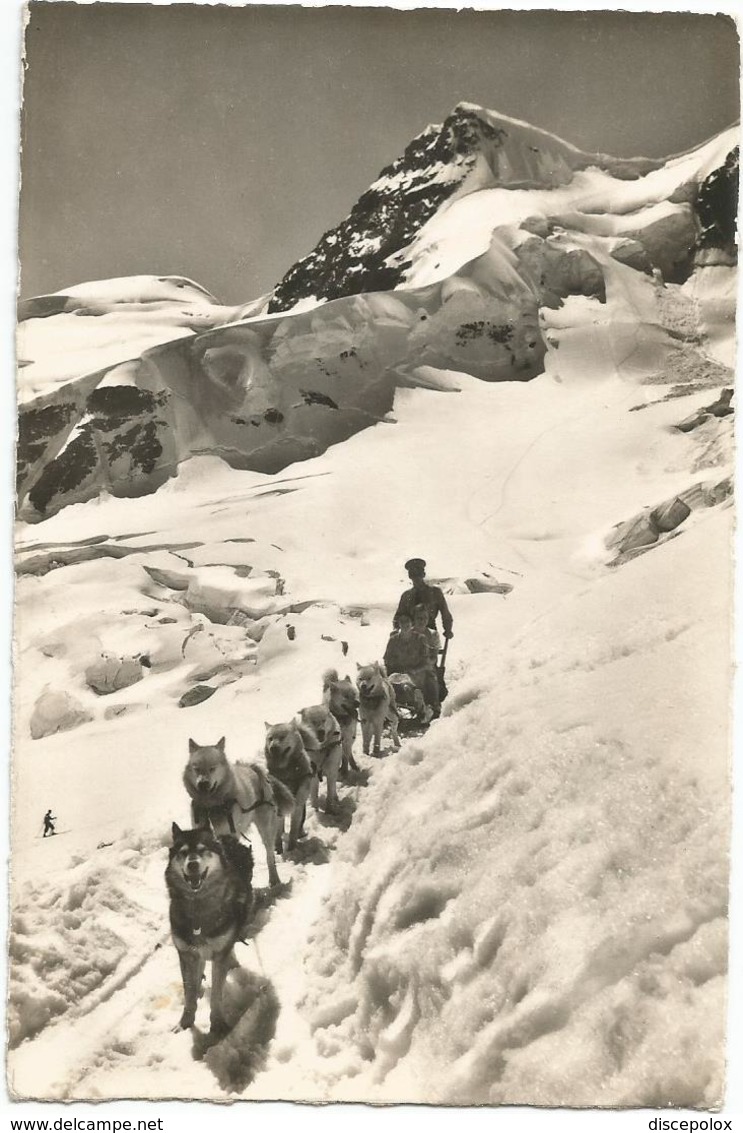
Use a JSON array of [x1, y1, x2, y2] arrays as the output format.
[[263, 721, 314, 851], [166, 823, 254, 1037], [322, 669, 360, 775], [183, 737, 294, 888], [298, 703, 342, 813], [356, 661, 401, 756]]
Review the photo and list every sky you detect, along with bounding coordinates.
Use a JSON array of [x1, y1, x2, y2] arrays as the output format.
[[18, 5, 741, 305]]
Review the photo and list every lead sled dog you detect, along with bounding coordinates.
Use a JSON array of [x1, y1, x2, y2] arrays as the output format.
[[165, 822, 254, 1037]]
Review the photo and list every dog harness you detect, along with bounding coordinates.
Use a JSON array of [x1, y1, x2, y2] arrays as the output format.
[[180, 875, 252, 943], [332, 707, 358, 726], [309, 729, 342, 781], [198, 791, 275, 842], [359, 691, 387, 706]]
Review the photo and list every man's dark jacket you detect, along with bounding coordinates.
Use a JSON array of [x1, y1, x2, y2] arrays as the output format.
[[395, 583, 453, 635]]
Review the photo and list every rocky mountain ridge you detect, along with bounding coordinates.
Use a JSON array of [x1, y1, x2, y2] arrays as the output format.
[[16, 104, 738, 521]]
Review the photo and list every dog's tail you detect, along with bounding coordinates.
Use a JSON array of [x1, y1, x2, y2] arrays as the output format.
[[268, 774, 296, 817], [251, 762, 296, 818], [322, 667, 339, 690], [295, 718, 320, 752]]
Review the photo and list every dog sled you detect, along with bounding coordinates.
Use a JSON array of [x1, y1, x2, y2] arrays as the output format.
[[388, 640, 449, 734]]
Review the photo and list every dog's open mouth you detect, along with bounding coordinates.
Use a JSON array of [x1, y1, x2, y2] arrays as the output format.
[[187, 870, 207, 891]]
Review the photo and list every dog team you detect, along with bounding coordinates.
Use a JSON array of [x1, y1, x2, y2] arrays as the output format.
[[166, 558, 454, 1038]]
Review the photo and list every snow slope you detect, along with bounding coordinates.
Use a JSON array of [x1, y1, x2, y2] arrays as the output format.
[[9, 232, 734, 1101], [16, 275, 262, 402]]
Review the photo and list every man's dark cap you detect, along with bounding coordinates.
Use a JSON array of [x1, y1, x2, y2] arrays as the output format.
[[405, 558, 426, 574]]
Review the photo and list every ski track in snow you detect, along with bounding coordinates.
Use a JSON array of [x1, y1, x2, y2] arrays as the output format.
[[10, 799, 354, 1099]]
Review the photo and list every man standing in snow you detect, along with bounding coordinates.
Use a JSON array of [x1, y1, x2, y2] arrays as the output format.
[[394, 558, 453, 641], [42, 809, 57, 837]]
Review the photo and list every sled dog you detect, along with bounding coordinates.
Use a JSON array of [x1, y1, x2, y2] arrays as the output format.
[[183, 737, 293, 888], [356, 661, 401, 755], [322, 669, 360, 774], [298, 703, 342, 813], [263, 721, 314, 851], [166, 822, 254, 1037]]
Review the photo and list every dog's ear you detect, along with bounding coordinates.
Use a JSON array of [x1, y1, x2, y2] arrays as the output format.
[[264, 721, 273, 730], [344, 675, 351, 683], [216, 737, 225, 752], [356, 662, 361, 670], [172, 822, 183, 841], [188, 739, 198, 754]]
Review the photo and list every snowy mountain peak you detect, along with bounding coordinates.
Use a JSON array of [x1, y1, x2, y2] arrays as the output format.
[[268, 103, 509, 312], [17, 274, 221, 323], [267, 103, 668, 313]]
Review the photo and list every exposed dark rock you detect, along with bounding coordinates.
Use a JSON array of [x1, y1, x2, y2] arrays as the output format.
[[708, 388, 734, 417], [26, 425, 99, 516], [674, 388, 734, 433], [85, 654, 144, 695], [610, 239, 653, 274], [87, 387, 159, 415], [668, 182, 699, 205], [179, 684, 217, 708], [21, 385, 178, 520], [607, 477, 730, 562], [142, 564, 191, 590], [298, 390, 340, 410], [17, 294, 74, 321], [650, 497, 691, 533], [519, 216, 551, 239], [16, 541, 200, 577], [696, 147, 738, 259], [17, 400, 78, 497], [607, 514, 660, 555], [624, 208, 698, 284], [464, 577, 514, 595]]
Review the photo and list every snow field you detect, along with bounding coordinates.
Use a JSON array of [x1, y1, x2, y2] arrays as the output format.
[[297, 511, 730, 1105], [10, 332, 732, 1099], [10, 126, 735, 1100], [399, 126, 736, 292]]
